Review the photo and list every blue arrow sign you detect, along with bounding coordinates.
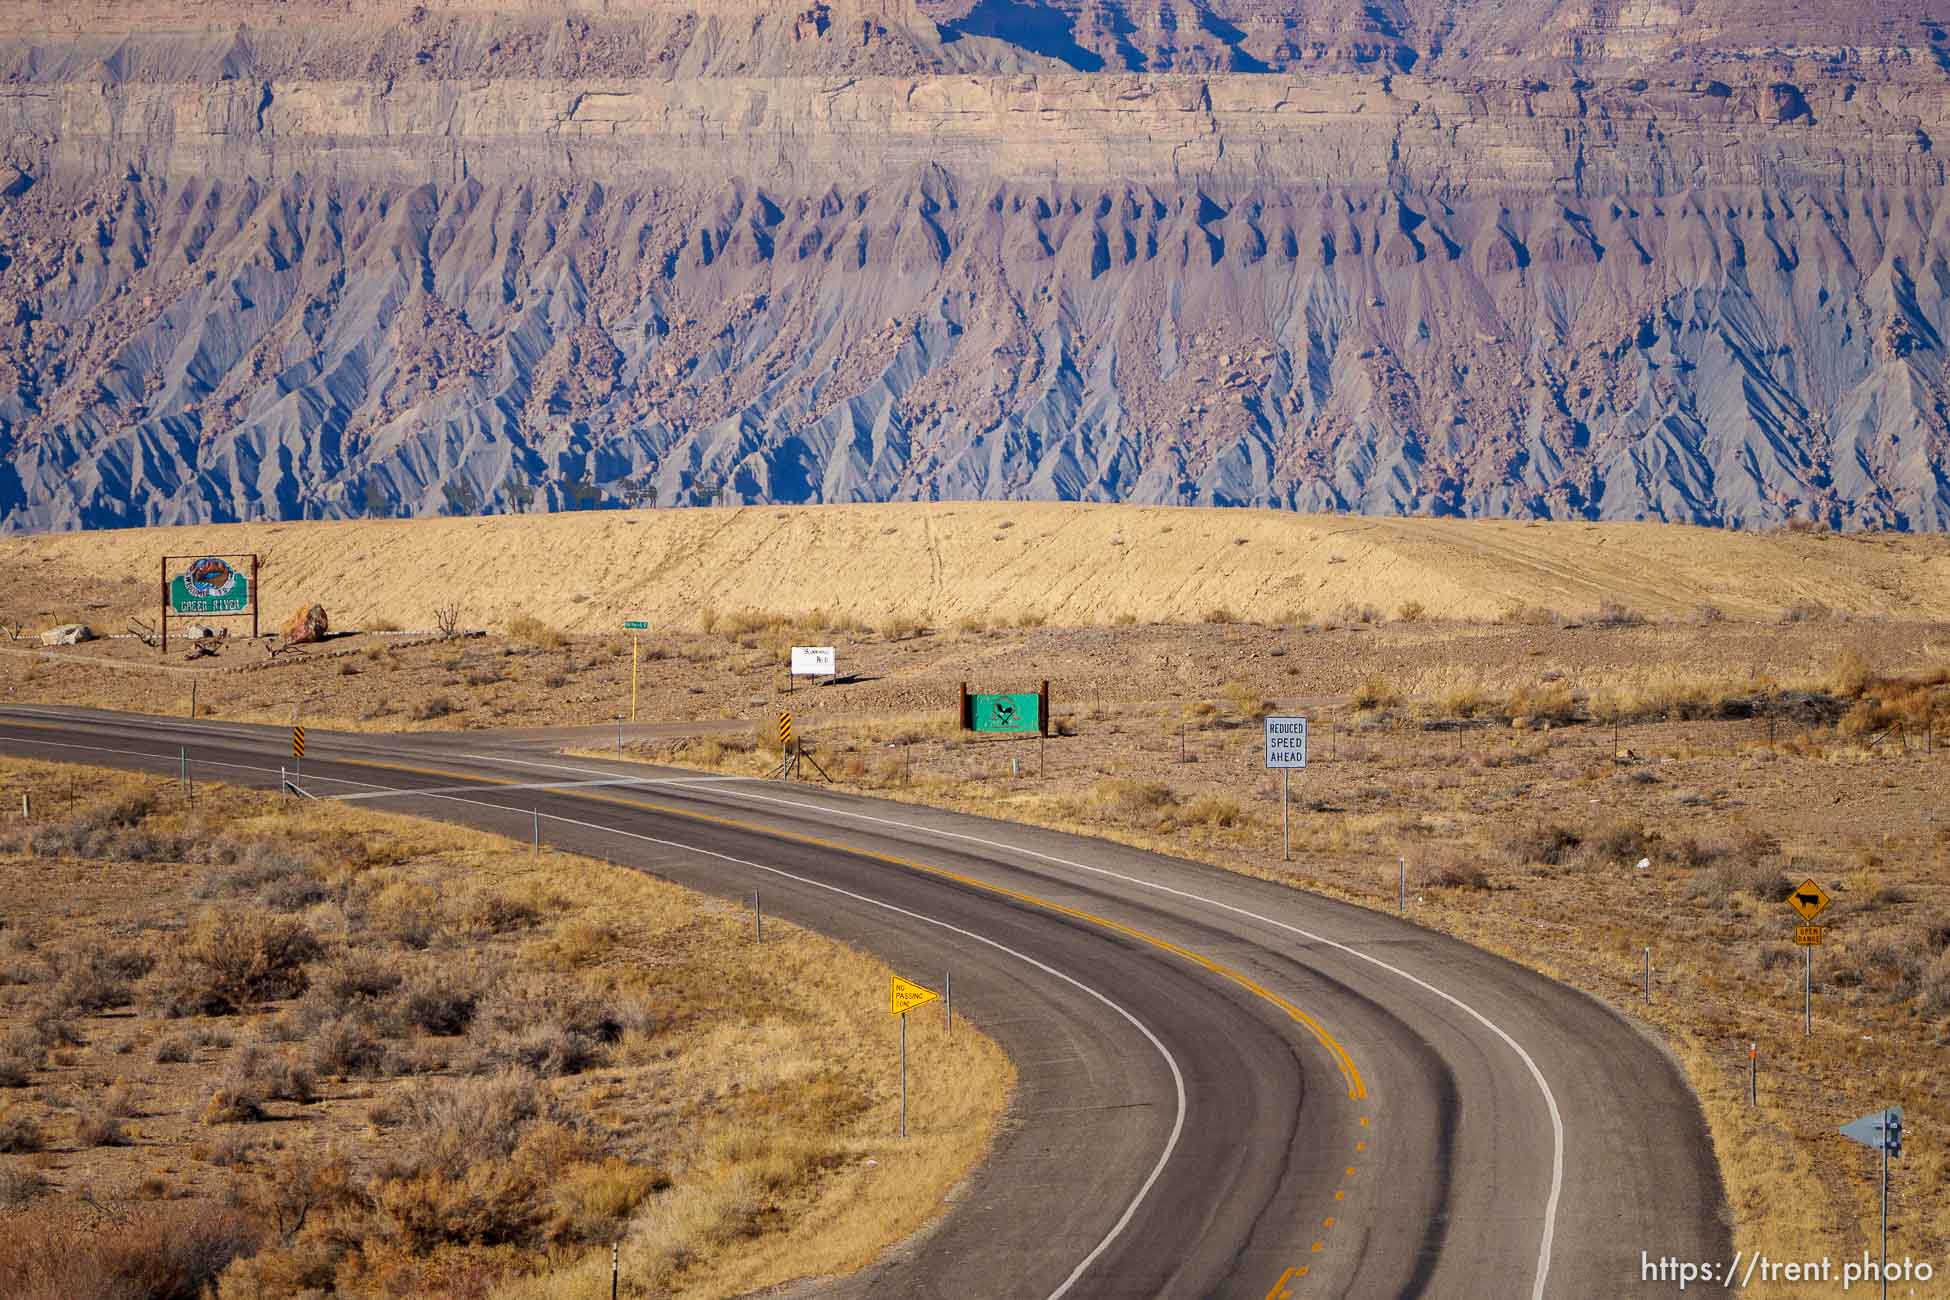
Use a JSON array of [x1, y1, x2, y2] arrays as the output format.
[[1840, 1106, 1903, 1156]]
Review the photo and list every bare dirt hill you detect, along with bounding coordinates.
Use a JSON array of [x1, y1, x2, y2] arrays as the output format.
[[8, 505, 1950, 635]]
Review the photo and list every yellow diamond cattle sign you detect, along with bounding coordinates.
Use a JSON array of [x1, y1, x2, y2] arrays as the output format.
[[890, 975, 941, 1016], [1787, 878, 1831, 923]]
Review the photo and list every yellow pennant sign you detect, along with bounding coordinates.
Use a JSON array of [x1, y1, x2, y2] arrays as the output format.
[[890, 975, 941, 1016]]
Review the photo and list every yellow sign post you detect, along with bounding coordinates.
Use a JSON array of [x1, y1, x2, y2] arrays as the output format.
[[622, 620, 650, 722], [889, 975, 941, 1139], [1787, 878, 1831, 1036]]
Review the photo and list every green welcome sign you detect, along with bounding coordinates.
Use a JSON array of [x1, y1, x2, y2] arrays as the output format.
[[168, 556, 251, 616], [969, 691, 1042, 734]]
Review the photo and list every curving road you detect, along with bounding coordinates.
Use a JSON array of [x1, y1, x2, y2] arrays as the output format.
[[0, 706, 1730, 1298]]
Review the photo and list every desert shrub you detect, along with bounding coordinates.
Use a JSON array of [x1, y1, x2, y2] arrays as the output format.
[[1112, 612, 1138, 626], [1828, 649, 1874, 700], [0, 1201, 260, 1300], [24, 798, 191, 863], [1201, 606, 1237, 624], [204, 1042, 315, 1123], [1591, 601, 1645, 627], [1780, 597, 1831, 623], [259, 873, 330, 913], [154, 1033, 194, 1064], [310, 1016, 389, 1079], [1181, 797, 1242, 829], [451, 889, 539, 936], [0, 1027, 43, 1086], [378, 1074, 548, 1177], [43, 946, 148, 1014], [1663, 836, 1723, 870], [1503, 823, 1583, 865], [146, 908, 323, 1017], [1505, 679, 1578, 724], [403, 975, 479, 1036], [505, 614, 568, 650], [1182, 699, 1220, 727], [1694, 603, 1726, 624], [879, 613, 923, 641], [1497, 603, 1564, 627], [1586, 821, 1657, 863], [1422, 861, 1490, 891], [314, 952, 406, 1008], [468, 985, 636, 1078], [494, 1026, 603, 1079], [1218, 680, 1271, 722], [1352, 674, 1401, 709], [0, 1163, 50, 1205], [0, 1106, 44, 1152], [1334, 602, 1383, 625], [1396, 600, 1426, 623], [1922, 952, 1950, 1017], [371, 1162, 549, 1253], [207, 1130, 255, 1167], [366, 880, 439, 950], [1704, 858, 1794, 904], [195, 839, 320, 902], [1087, 778, 1179, 824], [410, 694, 458, 722], [75, 1106, 127, 1147]]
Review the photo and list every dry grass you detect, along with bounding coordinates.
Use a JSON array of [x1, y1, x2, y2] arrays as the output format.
[[0, 758, 1012, 1300]]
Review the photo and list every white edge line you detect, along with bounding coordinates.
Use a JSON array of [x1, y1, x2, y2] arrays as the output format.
[[483, 750, 1566, 1300], [0, 726, 1185, 1300]]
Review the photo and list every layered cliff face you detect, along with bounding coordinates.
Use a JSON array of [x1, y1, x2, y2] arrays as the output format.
[[1, 0, 1948, 530]]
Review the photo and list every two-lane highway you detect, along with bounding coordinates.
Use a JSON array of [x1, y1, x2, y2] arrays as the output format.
[[0, 706, 1730, 1298]]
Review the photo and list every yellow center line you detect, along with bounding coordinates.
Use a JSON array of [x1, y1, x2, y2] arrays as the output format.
[[331, 754, 1369, 1101]]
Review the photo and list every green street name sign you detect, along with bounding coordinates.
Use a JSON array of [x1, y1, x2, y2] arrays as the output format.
[[970, 691, 1041, 734], [622, 620, 651, 630], [168, 557, 250, 616]]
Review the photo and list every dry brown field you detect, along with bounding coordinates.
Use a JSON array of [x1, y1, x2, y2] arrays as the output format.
[[0, 758, 1009, 1299], [1, 504, 1948, 1295]]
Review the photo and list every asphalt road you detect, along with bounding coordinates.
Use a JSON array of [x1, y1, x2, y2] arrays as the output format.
[[0, 706, 1731, 1299]]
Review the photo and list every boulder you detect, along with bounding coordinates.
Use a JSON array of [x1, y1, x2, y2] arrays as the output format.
[[39, 623, 95, 646], [283, 605, 330, 645], [182, 624, 222, 640]]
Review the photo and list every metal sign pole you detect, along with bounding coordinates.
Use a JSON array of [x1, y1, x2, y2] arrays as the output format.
[[945, 971, 952, 1037], [1399, 857, 1406, 915], [899, 1011, 909, 1139], [1282, 768, 1290, 862], [532, 809, 540, 860], [754, 889, 762, 943], [1643, 947, 1651, 1004], [1805, 947, 1812, 1037], [1880, 1137, 1889, 1300], [631, 634, 639, 722]]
